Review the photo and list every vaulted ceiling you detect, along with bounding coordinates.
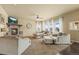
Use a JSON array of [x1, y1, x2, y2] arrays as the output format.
[[1, 4, 79, 20]]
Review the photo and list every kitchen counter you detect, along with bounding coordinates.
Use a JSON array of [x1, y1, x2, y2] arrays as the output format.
[[18, 37, 31, 55]]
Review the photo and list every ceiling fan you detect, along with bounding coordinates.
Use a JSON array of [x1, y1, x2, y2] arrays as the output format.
[[28, 13, 44, 21], [36, 15, 43, 20]]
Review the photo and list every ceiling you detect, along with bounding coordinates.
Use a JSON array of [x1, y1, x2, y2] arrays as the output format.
[[1, 4, 79, 21]]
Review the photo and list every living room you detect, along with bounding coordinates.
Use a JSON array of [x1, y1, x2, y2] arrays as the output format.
[[0, 4, 79, 55]]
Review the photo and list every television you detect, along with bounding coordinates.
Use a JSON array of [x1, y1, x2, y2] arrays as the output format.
[[8, 16, 18, 24]]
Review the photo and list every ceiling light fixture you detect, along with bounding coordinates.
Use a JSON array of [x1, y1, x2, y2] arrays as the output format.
[[36, 15, 39, 20]]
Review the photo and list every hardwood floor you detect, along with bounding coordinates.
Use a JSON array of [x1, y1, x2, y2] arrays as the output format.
[[0, 36, 79, 55], [0, 36, 18, 55], [22, 39, 69, 55], [60, 42, 79, 55]]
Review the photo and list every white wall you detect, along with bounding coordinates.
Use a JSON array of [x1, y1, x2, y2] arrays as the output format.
[[62, 9, 79, 41], [18, 17, 36, 36]]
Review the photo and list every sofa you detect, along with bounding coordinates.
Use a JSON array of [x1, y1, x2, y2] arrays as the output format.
[[55, 34, 71, 44], [43, 33, 71, 45]]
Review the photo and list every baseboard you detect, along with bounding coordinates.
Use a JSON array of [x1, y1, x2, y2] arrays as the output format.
[[71, 40, 79, 43]]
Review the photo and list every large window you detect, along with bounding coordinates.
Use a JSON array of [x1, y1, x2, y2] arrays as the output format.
[[36, 17, 63, 33], [53, 17, 63, 34], [36, 19, 53, 33], [36, 21, 42, 32]]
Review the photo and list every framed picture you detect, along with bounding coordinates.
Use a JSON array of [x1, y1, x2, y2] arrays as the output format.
[[69, 21, 79, 30]]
